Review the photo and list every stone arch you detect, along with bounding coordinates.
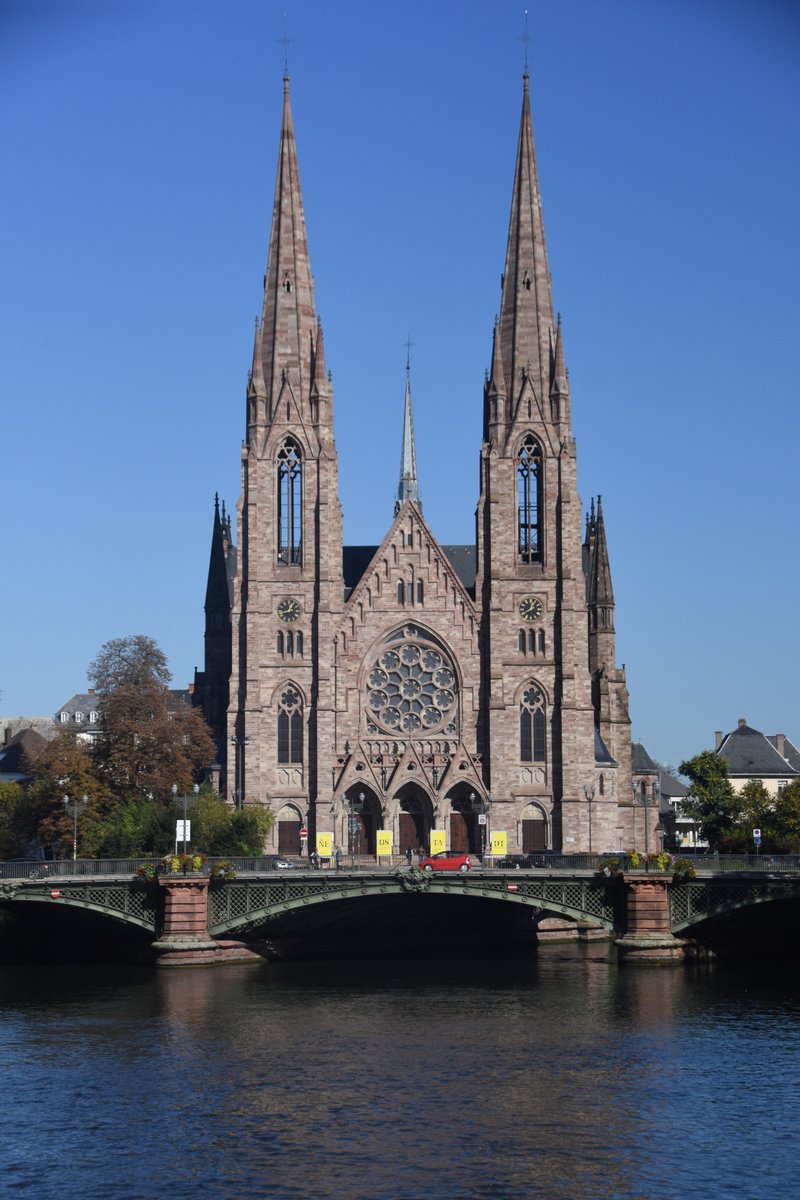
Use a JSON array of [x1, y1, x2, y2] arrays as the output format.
[[340, 784, 382, 857], [520, 800, 549, 853], [443, 781, 489, 858], [277, 801, 305, 856], [394, 782, 434, 855]]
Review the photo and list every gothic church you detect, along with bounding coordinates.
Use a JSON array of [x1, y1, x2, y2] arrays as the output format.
[[195, 72, 646, 859]]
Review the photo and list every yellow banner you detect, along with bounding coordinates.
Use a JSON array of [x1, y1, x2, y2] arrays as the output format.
[[430, 829, 447, 855], [376, 830, 392, 857], [490, 831, 507, 856], [316, 832, 333, 858]]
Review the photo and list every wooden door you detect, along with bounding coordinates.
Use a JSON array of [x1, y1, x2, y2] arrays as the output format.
[[450, 811, 469, 852], [278, 820, 301, 854], [522, 818, 546, 852]]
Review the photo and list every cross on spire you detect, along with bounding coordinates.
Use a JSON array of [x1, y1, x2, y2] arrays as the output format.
[[520, 9, 532, 73], [277, 18, 294, 75], [403, 334, 414, 370]]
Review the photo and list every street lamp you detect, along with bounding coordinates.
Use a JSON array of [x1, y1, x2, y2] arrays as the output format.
[[230, 733, 250, 809], [172, 782, 200, 854], [63, 793, 88, 862], [347, 791, 365, 865], [583, 784, 595, 854], [469, 792, 489, 861]]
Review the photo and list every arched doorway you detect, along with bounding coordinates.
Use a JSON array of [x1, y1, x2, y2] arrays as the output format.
[[447, 787, 486, 856], [396, 786, 433, 854], [521, 801, 547, 852], [342, 787, 381, 856], [277, 803, 303, 855]]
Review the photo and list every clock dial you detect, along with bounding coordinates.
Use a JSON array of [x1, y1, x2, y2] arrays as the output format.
[[277, 596, 302, 624], [519, 595, 544, 622]]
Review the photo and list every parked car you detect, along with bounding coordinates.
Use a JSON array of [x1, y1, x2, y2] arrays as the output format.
[[420, 851, 471, 873], [264, 855, 295, 870], [496, 853, 536, 869]]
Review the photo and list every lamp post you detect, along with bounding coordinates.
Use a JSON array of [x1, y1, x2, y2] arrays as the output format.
[[230, 733, 250, 809], [583, 784, 595, 854], [172, 782, 200, 854], [347, 791, 365, 866], [63, 793, 88, 862], [469, 792, 489, 861]]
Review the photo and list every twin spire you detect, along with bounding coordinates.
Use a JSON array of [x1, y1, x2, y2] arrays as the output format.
[[395, 352, 421, 515]]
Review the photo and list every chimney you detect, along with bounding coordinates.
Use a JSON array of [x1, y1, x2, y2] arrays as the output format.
[[738, 717, 747, 728], [715, 731, 723, 749], [188, 683, 195, 695], [88, 688, 95, 695], [776, 733, 786, 758]]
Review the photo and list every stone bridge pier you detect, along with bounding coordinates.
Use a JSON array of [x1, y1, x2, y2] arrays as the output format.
[[151, 877, 263, 967], [615, 874, 683, 964]]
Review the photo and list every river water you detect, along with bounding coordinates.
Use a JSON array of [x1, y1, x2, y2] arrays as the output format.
[[0, 945, 797, 1200]]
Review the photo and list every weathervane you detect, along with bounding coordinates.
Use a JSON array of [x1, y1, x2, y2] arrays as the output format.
[[403, 334, 414, 370]]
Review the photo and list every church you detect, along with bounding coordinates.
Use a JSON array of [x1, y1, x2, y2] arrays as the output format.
[[194, 71, 649, 860]]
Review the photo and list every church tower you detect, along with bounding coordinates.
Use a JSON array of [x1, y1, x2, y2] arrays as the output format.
[[475, 72, 625, 852], [215, 68, 633, 858], [227, 75, 344, 824]]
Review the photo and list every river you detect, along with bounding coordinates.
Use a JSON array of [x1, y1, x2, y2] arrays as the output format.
[[0, 945, 797, 1200]]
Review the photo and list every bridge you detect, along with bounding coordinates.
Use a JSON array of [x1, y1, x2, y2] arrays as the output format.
[[1, 856, 799, 965]]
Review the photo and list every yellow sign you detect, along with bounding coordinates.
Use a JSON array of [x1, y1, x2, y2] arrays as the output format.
[[430, 829, 447, 855], [316, 832, 333, 859], [490, 831, 507, 856], [376, 830, 392, 857]]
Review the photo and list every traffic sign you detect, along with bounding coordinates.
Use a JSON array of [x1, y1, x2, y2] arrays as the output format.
[[299, 827, 308, 839]]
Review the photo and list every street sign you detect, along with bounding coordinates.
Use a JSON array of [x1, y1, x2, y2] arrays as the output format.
[[477, 813, 487, 825], [753, 829, 761, 838], [299, 827, 308, 839], [176, 820, 191, 840]]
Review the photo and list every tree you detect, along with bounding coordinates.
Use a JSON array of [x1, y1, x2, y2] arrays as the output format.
[[89, 635, 216, 799], [22, 730, 111, 857], [770, 779, 800, 851], [679, 751, 741, 849], [88, 635, 172, 694]]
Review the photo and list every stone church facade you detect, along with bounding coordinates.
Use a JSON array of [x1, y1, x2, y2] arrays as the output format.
[[195, 73, 647, 859]]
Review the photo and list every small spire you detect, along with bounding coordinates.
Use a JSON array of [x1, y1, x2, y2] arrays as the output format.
[[395, 352, 421, 516]]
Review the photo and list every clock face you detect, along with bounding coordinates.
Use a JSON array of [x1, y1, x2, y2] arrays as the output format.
[[519, 595, 544, 622], [277, 596, 302, 624]]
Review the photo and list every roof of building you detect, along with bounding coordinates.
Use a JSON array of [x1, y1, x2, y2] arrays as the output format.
[[343, 544, 477, 599], [594, 728, 617, 767], [631, 741, 658, 773], [767, 734, 800, 774], [0, 727, 47, 782], [718, 720, 799, 778], [659, 767, 688, 799]]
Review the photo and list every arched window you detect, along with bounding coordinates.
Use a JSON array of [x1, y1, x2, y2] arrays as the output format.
[[537, 629, 545, 655], [517, 435, 543, 563], [277, 687, 303, 764], [520, 684, 546, 763], [528, 629, 536, 653], [518, 630, 526, 654], [417, 580, 424, 605], [599, 774, 605, 796], [286, 631, 294, 657], [296, 631, 304, 657], [277, 631, 284, 656], [397, 580, 405, 605], [277, 438, 302, 565]]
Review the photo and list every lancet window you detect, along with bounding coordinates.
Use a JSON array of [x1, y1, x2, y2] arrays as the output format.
[[277, 438, 302, 565], [517, 435, 543, 563], [277, 686, 303, 764], [520, 683, 546, 763]]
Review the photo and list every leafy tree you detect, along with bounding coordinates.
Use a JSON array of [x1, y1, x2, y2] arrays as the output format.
[[21, 731, 111, 857], [88, 635, 216, 799], [771, 779, 800, 851], [0, 781, 30, 859], [679, 751, 741, 849]]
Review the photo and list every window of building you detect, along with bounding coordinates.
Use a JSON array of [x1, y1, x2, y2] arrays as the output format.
[[277, 438, 302, 565], [60, 712, 69, 723], [518, 630, 526, 654], [89, 711, 98, 723], [277, 687, 303, 764], [517, 435, 543, 563], [520, 684, 546, 763], [74, 711, 84, 724]]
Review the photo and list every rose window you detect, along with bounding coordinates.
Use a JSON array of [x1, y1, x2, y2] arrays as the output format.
[[365, 632, 457, 736]]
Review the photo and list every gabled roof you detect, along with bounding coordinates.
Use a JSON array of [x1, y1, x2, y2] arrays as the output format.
[[343, 543, 476, 599], [0, 727, 47, 782], [659, 768, 687, 800], [718, 722, 798, 777]]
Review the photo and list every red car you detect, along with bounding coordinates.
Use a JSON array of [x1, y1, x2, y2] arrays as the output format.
[[420, 851, 471, 872]]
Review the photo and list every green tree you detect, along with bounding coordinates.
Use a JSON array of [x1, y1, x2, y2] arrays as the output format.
[[679, 751, 741, 849], [22, 730, 111, 857], [772, 779, 800, 851], [0, 780, 31, 859], [88, 635, 216, 798]]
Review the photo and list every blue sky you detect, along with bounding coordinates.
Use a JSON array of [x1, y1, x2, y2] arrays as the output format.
[[2, 0, 798, 768]]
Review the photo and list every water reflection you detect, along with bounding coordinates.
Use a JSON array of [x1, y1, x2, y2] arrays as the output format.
[[0, 948, 798, 1200]]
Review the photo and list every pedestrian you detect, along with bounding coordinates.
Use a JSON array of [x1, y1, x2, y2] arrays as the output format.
[[405, 846, 412, 866], [335, 846, 343, 871]]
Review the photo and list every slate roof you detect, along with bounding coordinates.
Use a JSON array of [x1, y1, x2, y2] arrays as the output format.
[[767, 735, 800, 774], [343, 544, 477, 599], [718, 722, 799, 778], [631, 741, 658, 773], [594, 728, 617, 767], [659, 768, 687, 800], [0, 728, 47, 783]]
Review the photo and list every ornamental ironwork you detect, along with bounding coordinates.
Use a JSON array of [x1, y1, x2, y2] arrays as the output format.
[[365, 628, 458, 737]]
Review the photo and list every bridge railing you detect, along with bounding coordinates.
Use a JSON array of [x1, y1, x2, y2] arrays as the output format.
[[0, 858, 159, 880]]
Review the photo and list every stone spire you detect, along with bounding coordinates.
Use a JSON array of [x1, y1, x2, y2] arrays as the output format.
[[395, 356, 421, 514], [497, 72, 556, 424], [251, 75, 318, 436], [587, 496, 616, 675]]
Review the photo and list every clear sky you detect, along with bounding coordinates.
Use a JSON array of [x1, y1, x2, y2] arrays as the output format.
[[2, 0, 798, 769]]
